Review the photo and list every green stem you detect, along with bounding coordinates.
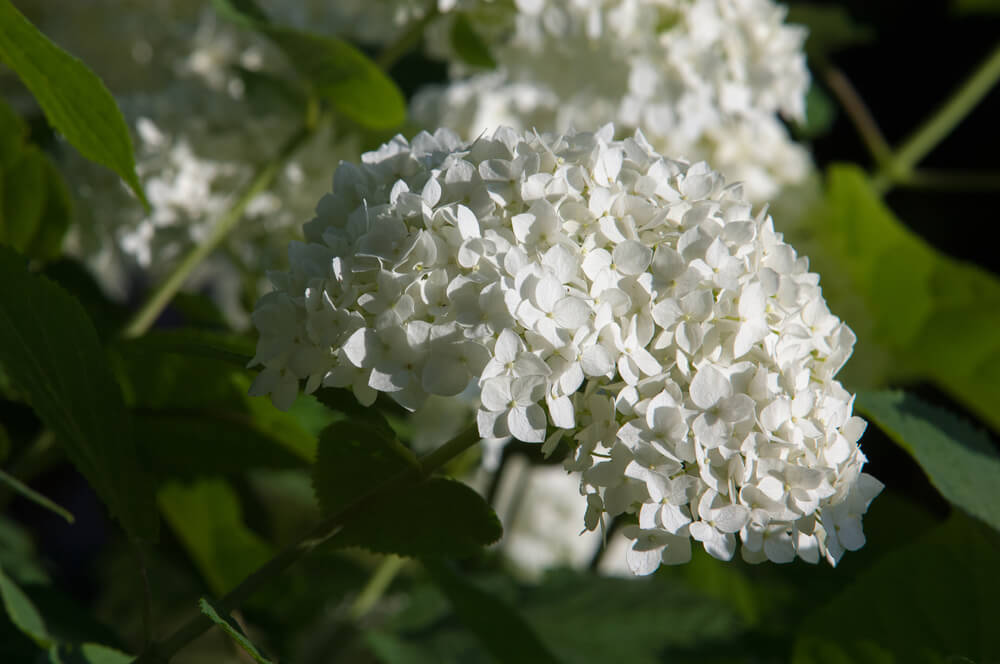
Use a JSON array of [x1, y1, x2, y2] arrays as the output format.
[[135, 425, 481, 664], [349, 555, 406, 621], [822, 64, 892, 167], [121, 124, 314, 338], [873, 41, 1000, 194]]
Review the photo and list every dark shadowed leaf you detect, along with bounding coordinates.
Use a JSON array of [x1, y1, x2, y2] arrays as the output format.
[[423, 560, 561, 664], [857, 390, 1000, 533], [0, 247, 158, 539], [0, 469, 73, 523], [312, 419, 417, 517], [0, 0, 147, 207], [793, 514, 1000, 664], [328, 478, 502, 558]]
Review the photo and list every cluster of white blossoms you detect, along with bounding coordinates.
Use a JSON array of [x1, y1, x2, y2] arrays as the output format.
[[413, 0, 813, 201], [250, 125, 881, 572], [48, 4, 358, 323]]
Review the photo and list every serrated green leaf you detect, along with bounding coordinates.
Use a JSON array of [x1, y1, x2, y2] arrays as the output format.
[[117, 329, 255, 369], [199, 598, 273, 664], [0, 0, 147, 208], [313, 419, 418, 517], [856, 390, 1000, 533], [423, 560, 561, 664], [0, 247, 158, 540], [214, 0, 406, 129], [799, 165, 1000, 432], [786, 5, 874, 59], [792, 515, 1000, 664], [0, 468, 74, 524], [0, 565, 51, 649], [450, 14, 497, 69], [158, 479, 273, 596], [329, 478, 503, 557]]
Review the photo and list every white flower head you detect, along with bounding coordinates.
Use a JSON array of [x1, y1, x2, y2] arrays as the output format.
[[414, 0, 812, 201], [250, 124, 880, 573]]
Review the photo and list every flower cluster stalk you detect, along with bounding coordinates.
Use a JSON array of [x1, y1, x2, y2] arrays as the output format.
[[873, 41, 1000, 193]]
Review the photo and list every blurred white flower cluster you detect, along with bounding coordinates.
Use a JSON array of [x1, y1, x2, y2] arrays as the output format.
[[414, 0, 813, 201], [21, 0, 358, 324], [250, 125, 880, 572]]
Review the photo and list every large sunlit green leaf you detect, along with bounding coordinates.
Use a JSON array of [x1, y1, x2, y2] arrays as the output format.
[[423, 560, 561, 664], [213, 0, 407, 129], [0, 247, 158, 540], [199, 598, 274, 664], [800, 165, 1000, 432], [0, 0, 147, 208], [158, 479, 273, 595], [857, 390, 1000, 533], [793, 514, 1000, 664]]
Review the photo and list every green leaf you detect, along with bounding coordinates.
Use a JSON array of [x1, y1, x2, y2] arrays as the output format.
[[449, 15, 497, 69], [0, 247, 158, 540], [134, 412, 310, 478], [158, 479, 272, 596], [25, 157, 72, 261], [0, 565, 51, 649], [792, 515, 1000, 664], [0, 468, 74, 524], [49, 643, 134, 664], [0, 98, 73, 261], [799, 165, 1000, 432], [856, 390, 1000, 533], [214, 0, 406, 129], [423, 560, 561, 664], [793, 83, 837, 140], [1, 146, 45, 251], [313, 419, 417, 517], [952, 0, 1000, 14], [117, 329, 255, 370], [199, 598, 274, 664], [785, 5, 874, 59], [0, 0, 147, 208], [329, 478, 503, 558]]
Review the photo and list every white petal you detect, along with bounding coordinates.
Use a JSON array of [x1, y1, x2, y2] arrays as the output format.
[[480, 377, 513, 411], [626, 546, 662, 576], [456, 204, 481, 239], [343, 327, 375, 368], [508, 405, 546, 442], [477, 408, 508, 439], [553, 297, 591, 328], [547, 394, 576, 429], [580, 345, 614, 376], [689, 365, 732, 410], [613, 240, 653, 276], [714, 504, 750, 533]]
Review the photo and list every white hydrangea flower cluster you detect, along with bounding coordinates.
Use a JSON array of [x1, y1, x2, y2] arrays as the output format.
[[413, 0, 812, 202], [251, 125, 881, 572]]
